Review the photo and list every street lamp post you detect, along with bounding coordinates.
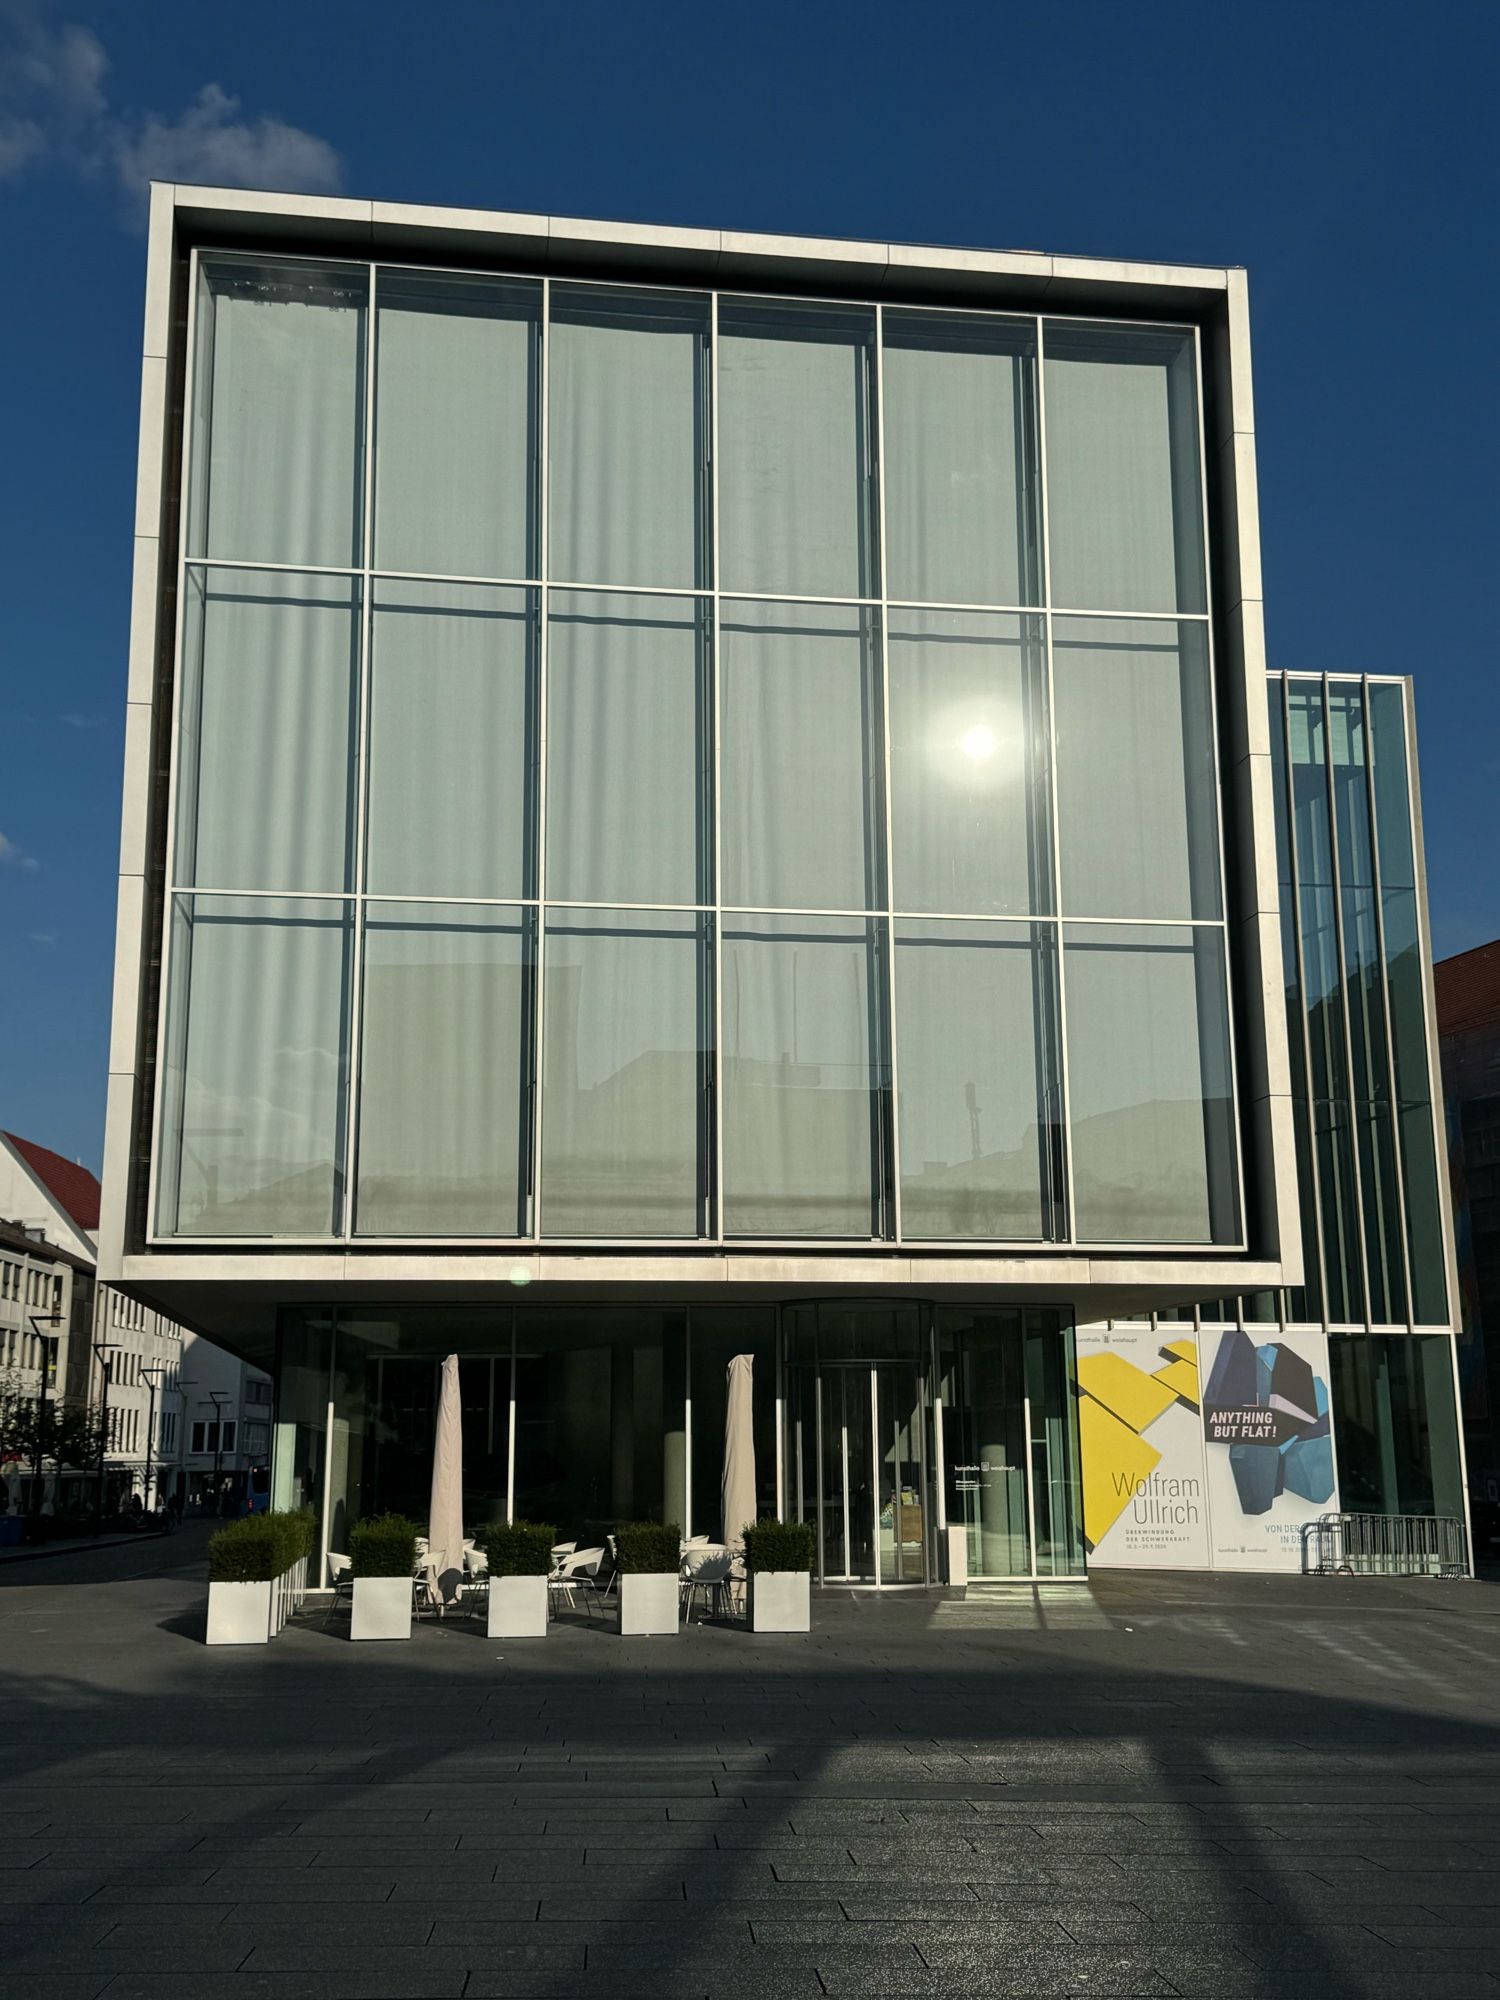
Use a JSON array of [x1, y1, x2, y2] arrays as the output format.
[[91, 1342, 120, 1534], [26, 1311, 64, 1520], [209, 1391, 230, 1515], [141, 1366, 168, 1512]]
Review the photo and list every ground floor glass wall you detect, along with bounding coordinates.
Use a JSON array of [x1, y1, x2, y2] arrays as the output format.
[[1328, 1333, 1464, 1522], [274, 1299, 1080, 1583]]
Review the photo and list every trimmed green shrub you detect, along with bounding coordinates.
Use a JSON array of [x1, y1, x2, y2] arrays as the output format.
[[742, 1519, 815, 1574], [349, 1513, 420, 1579], [615, 1520, 682, 1574], [477, 1520, 556, 1576], [208, 1507, 314, 1583]]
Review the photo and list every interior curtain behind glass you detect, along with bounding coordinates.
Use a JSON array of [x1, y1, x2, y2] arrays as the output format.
[[1051, 617, 1220, 920], [550, 288, 709, 590], [373, 270, 539, 580], [162, 895, 350, 1237], [192, 260, 367, 571], [540, 910, 704, 1238], [895, 921, 1056, 1240], [717, 301, 876, 599], [1042, 323, 1205, 615], [1064, 922, 1237, 1243], [720, 600, 881, 912], [175, 569, 358, 895], [355, 904, 530, 1236], [887, 610, 1050, 916], [721, 914, 884, 1237], [882, 311, 1040, 607], [547, 592, 707, 907], [366, 581, 534, 901]]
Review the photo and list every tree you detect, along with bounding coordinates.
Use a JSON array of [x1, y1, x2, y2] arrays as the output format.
[[0, 1370, 107, 1507]]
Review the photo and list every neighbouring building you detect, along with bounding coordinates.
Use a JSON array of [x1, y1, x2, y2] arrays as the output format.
[[1, 1130, 267, 1515], [96, 184, 1469, 1584], [1435, 939, 1500, 1508]]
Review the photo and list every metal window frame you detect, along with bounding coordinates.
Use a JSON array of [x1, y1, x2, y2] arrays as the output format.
[[148, 252, 1250, 1261]]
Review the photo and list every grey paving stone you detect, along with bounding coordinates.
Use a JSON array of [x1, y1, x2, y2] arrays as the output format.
[[101, 1980, 467, 2000], [0, 1980, 112, 2000]]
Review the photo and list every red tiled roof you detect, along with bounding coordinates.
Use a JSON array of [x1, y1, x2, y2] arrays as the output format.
[[1, 1132, 101, 1233], [1434, 939, 1500, 1038]]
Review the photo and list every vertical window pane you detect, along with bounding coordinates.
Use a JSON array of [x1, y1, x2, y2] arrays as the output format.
[[1329, 1333, 1464, 1520], [722, 914, 884, 1237], [882, 311, 1040, 606], [541, 909, 704, 1237], [888, 610, 1050, 916], [191, 260, 366, 570], [175, 569, 358, 893], [1370, 682, 1449, 1325], [160, 895, 349, 1236], [356, 904, 530, 1236], [366, 581, 533, 901], [895, 920, 1061, 1241], [550, 287, 709, 589], [547, 592, 706, 907], [721, 601, 881, 911], [1065, 922, 1237, 1243], [1043, 323, 1205, 614], [718, 301, 876, 599], [373, 270, 539, 580], [1052, 617, 1220, 919]]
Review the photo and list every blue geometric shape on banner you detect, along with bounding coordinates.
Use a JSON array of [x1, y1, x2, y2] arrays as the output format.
[[1270, 1344, 1318, 1425], [1281, 1432, 1335, 1505], [1229, 1441, 1281, 1515], [1257, 1347, 1276, 1402], [1205, 1328, 1258, 1412]]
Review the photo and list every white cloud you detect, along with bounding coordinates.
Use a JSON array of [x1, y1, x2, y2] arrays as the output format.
[[28, 931, 58, 946], [0, 3, 344, 210], [0, 831, 41, 872]]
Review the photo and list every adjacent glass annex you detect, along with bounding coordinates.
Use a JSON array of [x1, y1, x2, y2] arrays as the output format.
[[155, 254, 1241, 1249]]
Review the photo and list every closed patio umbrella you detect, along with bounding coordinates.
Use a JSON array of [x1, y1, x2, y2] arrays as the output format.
[[721, 1353, 756, 1549], [428, 1353, 464, 1611]]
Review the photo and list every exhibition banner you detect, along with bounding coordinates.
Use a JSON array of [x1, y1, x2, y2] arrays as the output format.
[[1075, 1330, 1211, 1569], [1200, 1327, 1338, 1571]]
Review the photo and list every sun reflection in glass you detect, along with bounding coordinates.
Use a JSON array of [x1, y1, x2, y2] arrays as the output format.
[[959, 724, 999, 763]]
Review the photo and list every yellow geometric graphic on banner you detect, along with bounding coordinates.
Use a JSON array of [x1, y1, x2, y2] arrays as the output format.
[[1076, 1335, 1202, 1551], [1076, 1350, 1178, 1433], [1151, 1356, 1200, 1404], [1078, 1393, 1161, 1546]]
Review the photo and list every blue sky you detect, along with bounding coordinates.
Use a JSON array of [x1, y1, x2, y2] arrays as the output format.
[[1, 0, 1496, 1173]]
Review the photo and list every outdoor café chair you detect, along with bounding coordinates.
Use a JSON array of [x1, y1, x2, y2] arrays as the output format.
[[680, 1545, 735, 1624]]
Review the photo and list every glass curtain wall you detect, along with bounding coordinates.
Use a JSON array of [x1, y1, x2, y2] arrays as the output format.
[[159, 254, 1239, 1249], [1272, 677, 1448, 1329], [277, 1301, 1080, 1579]]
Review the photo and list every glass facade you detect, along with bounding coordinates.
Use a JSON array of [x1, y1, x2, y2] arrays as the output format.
[[1272, 676, 1449, 1328], [278, 1300, 1081, 1584], [159, 253, 1239, 1248]]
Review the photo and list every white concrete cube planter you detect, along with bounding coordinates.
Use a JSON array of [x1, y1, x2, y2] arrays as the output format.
[[751, 1570, 811, 1633], [618, 1571, 679, 1636], [488, 1573, 548, 1638], [350, 1574, 412, 1641], [206, 1578, 272, 1646]]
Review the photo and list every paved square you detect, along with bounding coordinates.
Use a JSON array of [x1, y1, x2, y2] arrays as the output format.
[[4, 1529, 1500, 1998]]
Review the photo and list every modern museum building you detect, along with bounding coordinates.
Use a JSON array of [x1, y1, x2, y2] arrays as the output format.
[[98, 185, 1469, 1585]]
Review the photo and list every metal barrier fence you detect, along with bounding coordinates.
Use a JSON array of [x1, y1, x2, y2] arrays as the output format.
[[1303, 1512, 1467, 1578]]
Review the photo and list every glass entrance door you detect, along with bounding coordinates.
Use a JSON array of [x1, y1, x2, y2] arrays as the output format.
[[808, 1357, 930, 1584]]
